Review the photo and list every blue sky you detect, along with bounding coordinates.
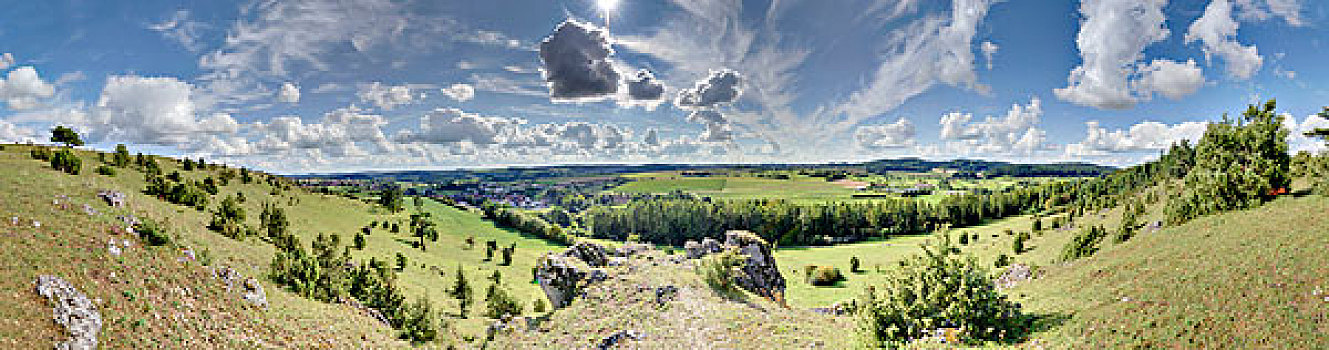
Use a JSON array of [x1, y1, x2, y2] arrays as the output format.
[[1, 0, 1327, 173]]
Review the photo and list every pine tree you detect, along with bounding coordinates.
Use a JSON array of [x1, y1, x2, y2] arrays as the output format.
[[449, 266, 472, 318]]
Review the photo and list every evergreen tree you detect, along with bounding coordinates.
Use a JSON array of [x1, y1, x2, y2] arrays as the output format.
[[113, 144, 131, 167], [449, 266, 473, 318]]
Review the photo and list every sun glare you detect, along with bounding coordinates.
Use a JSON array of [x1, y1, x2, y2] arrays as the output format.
[[596, 0, 619, 14]]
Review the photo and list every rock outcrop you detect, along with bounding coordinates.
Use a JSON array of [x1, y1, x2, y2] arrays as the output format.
[[562, 241, 609, 267], [97, 190, 125, 207], [213, 266, 269, 308], [995, 264, 1034, 289], [34, 275, 102, 350], [723, 230, 786, 301], [534, 255, 589, 309], [683, 241, 704, 259]]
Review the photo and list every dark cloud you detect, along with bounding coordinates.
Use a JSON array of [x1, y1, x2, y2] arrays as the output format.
[[538, 20, 620, 100], [676, 69, 742, 108], [685, 110, 727, 125], [625, 69, 665, 100]]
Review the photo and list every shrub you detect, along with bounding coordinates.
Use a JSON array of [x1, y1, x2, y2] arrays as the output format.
[[532, 298, 548, 313], [807, 266, 845, 286], [484, 283, 524, 319], [50, 148, 81, 175], [1060, 225, 1107, 261], [396, 253, 408, 271], [958, 232, 969, 245], [698, 249, 745, 297], [135, 219, 172, 246], [857, 235, 1027, 346], [95, 165, 116, 176], [993, 254, 1011, 268], [484, 240, 497, 261], [499, 244, 515, 266], [354, 232, 366, 250], [1012, 231, 1030, 254], [30, 147, 52, 160], [850, 256, 862, 273], [208, 195, 247, 239], [398, 297, 440, 343]]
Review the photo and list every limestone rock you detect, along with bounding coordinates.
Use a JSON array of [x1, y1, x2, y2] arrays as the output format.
[[614, 243, 652, 257], [534, 255, 589, 309], [683, 240, 704, 259], [700, 238, 724, 255], [34, 275, 102, 350], [562, 241, 609, 267], [97, 190, 126, 207], [723, 230, 786, 301], [241, 278, 268, 308], [995, 264, 1034, 289]]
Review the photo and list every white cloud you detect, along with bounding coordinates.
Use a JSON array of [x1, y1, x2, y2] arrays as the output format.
[[440, 83, 476, 102], [1054, 0, 1172, 110], [0, 118, 38, 143], [1065, 120, 1209, 156], [0, 66, 56, 110], [357, 82, 416, 110], [1234, 0, 1304, 26], [1186, 0, 1263, 80], [854, 118, 916, 149], [1285, 113, 1329, 153], [1134, 59, 1206, 100], [829, 0, 993, 125], [395, 108, 517, 145], [93, 75, 220, 144], [0, 53, 14, 70], [538, 20, 620, 101], [148, 9, 205, 52], [686, 110, 728, 125], [938, 98, 1046, 155], [699, 122, 735, 143], [980, 41, 998, 70], [470, 73, 548, 98], [251, 106, 392, 156], [277, 82, 301, 103]]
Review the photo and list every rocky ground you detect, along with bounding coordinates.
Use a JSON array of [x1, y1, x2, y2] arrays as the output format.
[[493, 244, 854, 349]]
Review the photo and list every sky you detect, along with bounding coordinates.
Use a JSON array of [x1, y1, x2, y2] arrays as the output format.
[[1, 0, 1327, 173]]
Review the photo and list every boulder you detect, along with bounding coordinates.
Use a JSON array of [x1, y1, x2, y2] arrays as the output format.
[[97, 190, 126, 207], [700, 238, 724, 255], [241, 278, 268, 308], [995, 264, 1033, 289], [598, 330, 642, 350], [562, 241, 609, 267], [683, 240, 704, 259], [34, 275, 102, 350], [723, 230, 786, 301]]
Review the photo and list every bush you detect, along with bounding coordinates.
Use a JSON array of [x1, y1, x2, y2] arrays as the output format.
[[499, 244, 515, 266], [532, 298, 548, 313], [698, 249, 745, 297], [95, 165, 116, 176], [354, 232, 366, 250], [50, 149, 81, 175], [208, 195, 247, 239], [1012, 231, 1030, 254], [135, 219, 172, 246], [1059, 225, 1107, 261], [993, 254, 1011, 268], [30, 147, 52, 160], [857, 235, 1027, 345], [449, 265, 473, 317], [1166, 100, 1290, 224], [484, 283, 524, 319], [807, 266, 845, 286], [850, 256, 862, 273], [398, 297, 440, 343]]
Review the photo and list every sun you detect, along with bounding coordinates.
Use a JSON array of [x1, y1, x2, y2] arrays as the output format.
[[596, 0, 620, 13]]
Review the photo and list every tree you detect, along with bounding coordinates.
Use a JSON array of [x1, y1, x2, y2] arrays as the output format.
[[849, 256, 862, 273], [113, 144, 131, 167], [49, 149, 81, 175], [380, 187, 405, 213], [449, 266, 473, 318], [1166, 100, 1291, 224], [354, 232, 366, 250], [1306, 107, 1329, 141], [1013, 231, 1030, 254], [484, 240, 498, 261], [499, 244, 515, 266], [50, 126, 84, 147], [396, 253, 408, 271]]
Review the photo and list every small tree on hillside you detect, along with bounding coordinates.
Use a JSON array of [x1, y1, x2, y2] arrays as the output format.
[[450, 266, 473, 318], [50, 126, 84, 147], [1304, 107, 1329, 194], [379, 187, 405, 213], [113, 144, 131, 167]]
